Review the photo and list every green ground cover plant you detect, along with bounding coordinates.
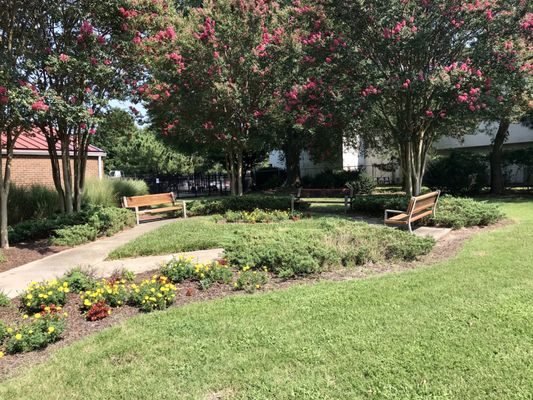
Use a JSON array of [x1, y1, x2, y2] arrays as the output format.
[[9, 206, 136, 246], [350, 194, 504, 228], [187, 195, 309, 216], [0, 198, 530, 399]]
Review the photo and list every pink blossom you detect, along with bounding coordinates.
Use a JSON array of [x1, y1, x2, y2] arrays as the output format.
[[203, 121, 214, 130], [485, 9, 493, 21], [425, 110, 434, 117], [133, 36, 142, 45], [103, 59, 112, 65], [165, 26, 177, 40], [31, 100, 49, 112], [411, 26, 418, 33], [85, 87, 92, 93], [497, 95, 504, 102], [80, 123, 87, 130], [89, 128, 96, 135], [253, 110, 264, 118], [130, 106, 139, 115], [0, 96, 8, 104], [90, 57, 98, 65], [213, 51, 220, 59], [59, 53, 69, 62], [0, 86, 7, 95], [439, 111, 446, 118], [97, 35, 106, 44], [457, 94, 468, 103], [325, 57, 332, 63], [87, 108, 94, 116], [468, 104, 476, 111], [402, 79, 411, 89], [80, 21, 93, 36]]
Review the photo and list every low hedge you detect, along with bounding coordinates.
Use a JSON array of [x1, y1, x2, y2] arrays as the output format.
[[350, 194, 503, 229], [225, 219, 434, 278], [9, 206, 136, 245], [430, 196, 504, 229], [187, 195, 309, 216]]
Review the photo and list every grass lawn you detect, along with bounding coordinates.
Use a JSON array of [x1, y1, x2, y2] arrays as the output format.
[[1, 198, 532, 399]]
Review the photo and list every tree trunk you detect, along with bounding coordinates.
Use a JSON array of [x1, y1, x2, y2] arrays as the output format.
[[236, 149, 243, 196], [489, 119, 510, 195], [43, 127, 67, 212], [0, 153, 10, 249], [61, 143, 74, 214], [283, 136, 301, 187]]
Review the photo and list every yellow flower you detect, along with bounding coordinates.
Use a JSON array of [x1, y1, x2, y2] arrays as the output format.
[[6, 327, 13, 334], [26, 294, 33, 300], [0, 351, 4, 358], [34, 313, 41, 319], [15, 333, 22, 341], [48, 326, 55, 334], [22, 314, 29, 320]]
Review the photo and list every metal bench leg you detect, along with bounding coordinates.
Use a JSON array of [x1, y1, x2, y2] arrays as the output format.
[[182, 201, 187, 218], [408, 221, 412, 233], [135, 207, 140, 225]]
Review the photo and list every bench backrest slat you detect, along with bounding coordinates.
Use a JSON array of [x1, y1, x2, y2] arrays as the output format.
[[407, 191, 440, 215], [123, 193, 174, 208], [297, 188, 352, 198]]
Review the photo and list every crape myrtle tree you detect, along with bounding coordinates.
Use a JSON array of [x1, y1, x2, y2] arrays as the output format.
[[122, 0, 346, 194], [330, 0, 530, 196], [0, 0, 44, 248], [472, 12, 532, 194], [26, 0, 137, 213]]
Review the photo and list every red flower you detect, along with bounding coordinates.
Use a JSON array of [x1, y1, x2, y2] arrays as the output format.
[[59, 53, 69, 62], [31, 100, 49, 112]]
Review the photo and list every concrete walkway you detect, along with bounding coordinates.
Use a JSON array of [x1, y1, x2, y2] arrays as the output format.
[[0, 218, 223, 298]]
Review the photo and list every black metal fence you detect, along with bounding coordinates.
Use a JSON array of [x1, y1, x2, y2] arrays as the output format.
[[135, 173, 231, 197]]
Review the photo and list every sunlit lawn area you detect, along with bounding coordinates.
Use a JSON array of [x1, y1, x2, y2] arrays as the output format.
[[1, 198, 532, 399]]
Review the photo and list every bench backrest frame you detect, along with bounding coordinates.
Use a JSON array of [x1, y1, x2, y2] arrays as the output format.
[[407, 190, 440, 218], [122, 192, 176, 208], [296, 187, 354, 198]]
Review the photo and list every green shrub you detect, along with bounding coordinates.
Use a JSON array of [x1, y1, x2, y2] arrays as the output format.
[[350, 195, 410, 216], [187, 195, 308, 216], [425, 151, 488, 195], [0, 291, 11, 307], [80, 278, 130, 310], [234, 267, 269, 293], [83, 178, 149, 207], [225, 219, 434, 278], [160, 256, 196, 283], [303, 170, 361, 188], [61, 267, 97, 293], [346, 171, 376, 194], [129, 276, 177, 312], [21, 279, 70, 313], [52, 224, 99, 246], [9, 206, 136, 245], [0, 320, 6, 344], [0, 251, 6, 263], [4, 310, 66, 354], [8, 184, 59, 226], [221, 208, 292, 223], [431, 196, 504, 229]]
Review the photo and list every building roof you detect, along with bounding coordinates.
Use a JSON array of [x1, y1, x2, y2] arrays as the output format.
[[2, 127, 106, 157]]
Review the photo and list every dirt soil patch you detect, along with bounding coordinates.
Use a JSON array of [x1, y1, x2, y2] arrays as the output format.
[[0, 220, 512, 381], [0, 242, 68, 274]]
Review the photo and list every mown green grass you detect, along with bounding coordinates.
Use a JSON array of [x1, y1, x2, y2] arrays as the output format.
[[1, 199, 532, 399]]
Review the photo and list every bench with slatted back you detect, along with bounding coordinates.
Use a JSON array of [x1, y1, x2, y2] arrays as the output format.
[[384, 190, 441, 232], [122, 192, 186, 225], [291, 187, 353, 213]]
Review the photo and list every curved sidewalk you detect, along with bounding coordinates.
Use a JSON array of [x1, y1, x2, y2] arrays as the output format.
[[0, 219, 222, 298]]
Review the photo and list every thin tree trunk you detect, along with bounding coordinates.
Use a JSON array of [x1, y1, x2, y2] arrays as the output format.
[[0, 131, 18, 248], [61, 141, 74, 213], [42, 127, 66, 212], [490, 119, 510, 195], [236, 149, 243, 196], [400, 141, 413, 196], [283, 135, 301, 187]]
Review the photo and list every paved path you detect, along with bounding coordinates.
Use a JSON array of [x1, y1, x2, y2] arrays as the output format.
[[0, 218, 223, 298]]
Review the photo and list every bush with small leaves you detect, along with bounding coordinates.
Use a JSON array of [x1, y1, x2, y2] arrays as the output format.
[[80, 278, 129, 310], [129, 276, 177, 312], [61, 267, 97, 293], [0, 291, 10, 307], [21, 279, 70, 313], [234, 267, 269, 293], [160, 256, 196, 283], [4, 305, 67, 354]]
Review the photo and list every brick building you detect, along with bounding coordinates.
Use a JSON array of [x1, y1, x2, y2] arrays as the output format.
[[4, 129, 106, 187]]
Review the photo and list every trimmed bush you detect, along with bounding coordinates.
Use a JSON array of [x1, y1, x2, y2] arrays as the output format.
[[83, 178, 149, 207], [346, 171, 376, 194], [187, 195, 308, 216], [225, 219, 434, 278], [9, 206, 136, 245], [431, 196, 504, 229], [425, 151, 488, 195], [61, 267, 97, 293], [350, 194, 503, 229], [8, 184, 59, 226], [234, 267, 269, 293], [0, 291, 10, 307]]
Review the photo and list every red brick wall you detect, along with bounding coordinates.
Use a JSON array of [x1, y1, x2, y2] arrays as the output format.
[[10, 155, 103, 187]]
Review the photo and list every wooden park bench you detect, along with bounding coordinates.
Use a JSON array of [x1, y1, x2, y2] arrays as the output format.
[[291, 187, 354, 213], [384, 190, 441, 233], [122, 192, 187, 225]]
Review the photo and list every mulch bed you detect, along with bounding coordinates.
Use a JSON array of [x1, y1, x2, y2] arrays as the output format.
[[0, 219, 512, 382], [0, 241, 68, 274]]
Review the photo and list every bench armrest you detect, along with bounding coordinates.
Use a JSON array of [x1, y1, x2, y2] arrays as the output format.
[[384, 209, 405, 219]]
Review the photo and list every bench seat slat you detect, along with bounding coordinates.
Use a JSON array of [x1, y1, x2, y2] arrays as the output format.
[[138, 206, 181, 214], [384, 190, 440, 233]]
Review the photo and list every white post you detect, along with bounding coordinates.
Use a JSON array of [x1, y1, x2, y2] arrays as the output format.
[[182, 201, 187, 218]]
